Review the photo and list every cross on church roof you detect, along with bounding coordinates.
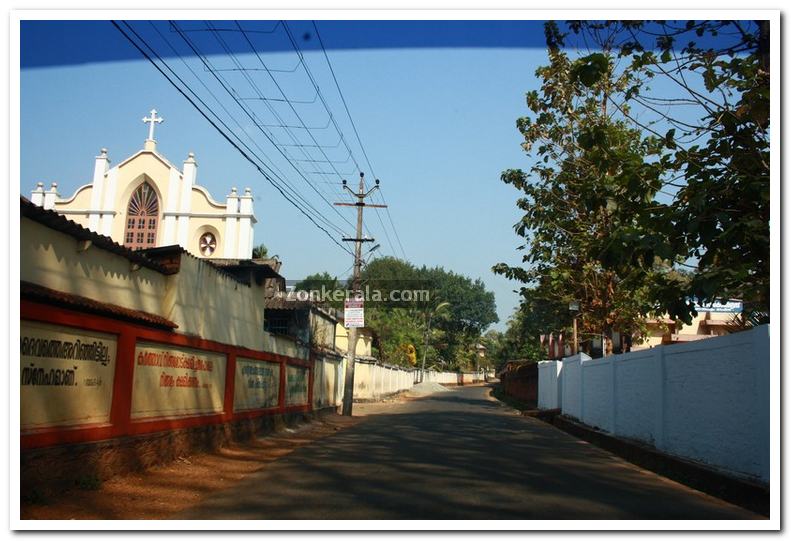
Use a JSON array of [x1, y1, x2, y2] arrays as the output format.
[[142, 109, 164, 141]]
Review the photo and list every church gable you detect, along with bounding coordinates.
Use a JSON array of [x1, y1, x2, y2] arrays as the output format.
[[29, 109, 256, 260], [190, 185, 225, 212]]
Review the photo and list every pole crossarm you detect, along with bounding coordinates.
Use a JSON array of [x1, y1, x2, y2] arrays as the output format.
[[334, 202, 388, 208]]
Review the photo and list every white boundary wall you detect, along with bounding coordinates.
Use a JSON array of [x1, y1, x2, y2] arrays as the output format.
[[312, 355, 343, 409], [537, 360, 564, 409], [422, 371, 458, 385], [322, 361, 485, 404], [352, 360, 417, 400], [556, 326, 769, 482], [560, 352, 590, 419], [423, 371, 486, 385]]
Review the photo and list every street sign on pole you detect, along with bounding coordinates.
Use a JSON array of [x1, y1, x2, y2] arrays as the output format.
[[344, 297, 365, 328]]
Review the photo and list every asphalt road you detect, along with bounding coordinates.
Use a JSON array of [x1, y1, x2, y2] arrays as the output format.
[[177, 385, 761, 520]]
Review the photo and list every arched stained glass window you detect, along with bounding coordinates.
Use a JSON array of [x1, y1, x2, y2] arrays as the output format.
[[124, 182, 159, 250]]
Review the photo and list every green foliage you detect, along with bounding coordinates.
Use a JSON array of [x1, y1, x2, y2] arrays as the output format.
[[359, 257, 498, 370], [496, 20, 770, 345], [485, 309, 547, 368], [570, 53, 609, 87], [294, 271, 340, 291], [495, 35, 674, 343], [251, 243, 269, 259], [293, 271, 344, 310], [570, 20, 771, 319]]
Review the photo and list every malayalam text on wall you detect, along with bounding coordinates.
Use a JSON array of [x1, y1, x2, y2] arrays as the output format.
[[286, 365, 308, 406], [233, 357, 280, 412], [131, 342, 227, 420], [20, 321, 117, 430]]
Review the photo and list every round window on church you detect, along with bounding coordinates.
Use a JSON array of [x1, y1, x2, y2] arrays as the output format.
[[199, 232, 217, 257]]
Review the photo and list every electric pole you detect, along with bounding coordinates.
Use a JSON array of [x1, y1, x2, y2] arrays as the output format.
[[335, 172, 386, 416]]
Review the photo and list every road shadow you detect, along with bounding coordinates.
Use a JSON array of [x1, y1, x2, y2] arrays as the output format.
[[177, 389, 762, 520]]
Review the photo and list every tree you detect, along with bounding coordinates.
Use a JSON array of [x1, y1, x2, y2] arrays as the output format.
[[495, 20, 770, 351], [293, 271, 344, 309], [562, 20, 770, 320], [420, 266, 498, 370], [358, 257, 498, 369], [293, 272, 339, 292], [494, 25, 673, 348], [252, 243, 269, 259]]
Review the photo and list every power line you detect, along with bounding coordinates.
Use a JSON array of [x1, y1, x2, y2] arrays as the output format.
[[277, 21, 393, 257], [206, 20, 353, 207], [112, 21, 353, 255], [147, 22, 350, 239], [199, 20, 382, 250], [311, 20, 408, 260], [194, 20, 350, 207], [252, 21, 384, 246], [170, 20, 358, 234]]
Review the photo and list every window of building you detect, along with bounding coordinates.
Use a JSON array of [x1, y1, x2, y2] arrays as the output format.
[[124, 182, 159, 251], [199, 232, 217, 257], [264, 312, 291, 336]]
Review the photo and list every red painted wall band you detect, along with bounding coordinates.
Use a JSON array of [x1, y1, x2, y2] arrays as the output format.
[[20, 300, 315, 449]]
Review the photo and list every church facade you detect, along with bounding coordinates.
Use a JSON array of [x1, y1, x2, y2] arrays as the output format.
[[29, 109, 256, 259]]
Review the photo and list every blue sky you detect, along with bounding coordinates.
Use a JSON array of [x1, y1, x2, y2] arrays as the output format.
[[21, 20, 550, 330]]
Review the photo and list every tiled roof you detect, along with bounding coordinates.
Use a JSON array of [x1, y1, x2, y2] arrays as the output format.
[[21, 197, 173, 275], [212, 257, 282, 273], [140, 245, 250, 286], [209, 258, 286, 288], [265, 297, 339, 322], [265, 297, 317, 311], [21, 281, 178, 330]]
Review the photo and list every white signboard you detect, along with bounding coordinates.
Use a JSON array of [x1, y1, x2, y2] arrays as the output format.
[[285, 365, 309, 406], [233, 358, 280, 412], [131, 342, 227, 420], [20, 321, 117, 430], [693, 300, 743, 314], [344, 298, 364, 328]]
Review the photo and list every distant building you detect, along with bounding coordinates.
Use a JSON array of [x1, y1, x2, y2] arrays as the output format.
[[29, 109, 256, 259], [335, 323, 375, 359], [629, 300, 744, 352]]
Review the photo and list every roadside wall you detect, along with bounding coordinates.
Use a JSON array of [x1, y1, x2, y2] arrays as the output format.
[[422, 371, 484, 385], [352, 360, 415, 400], [21, 301, 314, 451], [422, 371, 458, 385], [21, 218, 168, 318], [20, 299, 315, 494], [555, 326, 769, 483], [163, 253, 268, 352], [537, 360, 563, 410], [312, 353, 343, 409], [345, 364, 483, 401], [501, 363, 539, 403]]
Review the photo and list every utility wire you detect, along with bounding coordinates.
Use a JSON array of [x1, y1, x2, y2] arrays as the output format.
[[113, 21, 353, 255], [207, 20, 352, 207], [311, 21, 408, 260], [170, 20, 358, 233], [147, 22, 349, 238], [195, 20, 350, 208], [279, 21, 395, 256], [215, 20, 380, 245]]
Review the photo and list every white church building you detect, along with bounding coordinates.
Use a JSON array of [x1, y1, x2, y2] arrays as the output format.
[[30, 109, 256, 259]]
